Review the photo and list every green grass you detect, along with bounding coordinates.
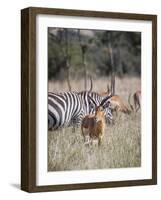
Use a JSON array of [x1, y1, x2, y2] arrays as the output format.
[[48, 112, 141, 171]]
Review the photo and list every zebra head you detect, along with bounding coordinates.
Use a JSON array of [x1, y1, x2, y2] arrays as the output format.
[[78, 91, 113, 121]]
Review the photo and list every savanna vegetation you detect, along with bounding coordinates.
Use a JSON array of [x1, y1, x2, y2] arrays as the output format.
[[48, 77, 141, 171], [48, 28, 141, 90]]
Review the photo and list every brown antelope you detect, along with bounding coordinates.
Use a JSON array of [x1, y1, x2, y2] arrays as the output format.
[[128, 90, 141, 112], [108, 95, 131, 114], [98, 80, 131, 115], [89, 75, 132, 116], [88, 73, 131, 115], [81, 95, 112, 146]]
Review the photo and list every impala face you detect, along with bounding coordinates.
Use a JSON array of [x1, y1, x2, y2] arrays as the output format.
[[94, 106, 106, 123]]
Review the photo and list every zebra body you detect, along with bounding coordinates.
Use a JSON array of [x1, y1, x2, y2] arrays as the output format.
[[48, 92, 84, 130], [48, 91, 112, 130]]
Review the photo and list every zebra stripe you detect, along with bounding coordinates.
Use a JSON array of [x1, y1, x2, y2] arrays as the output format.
[[48, 92, 83, 130]]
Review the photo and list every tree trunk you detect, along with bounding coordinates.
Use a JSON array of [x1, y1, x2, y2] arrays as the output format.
[[82, 50, 87, 90], [66, 60, 71, 92], [64, 29, 71, 92], [78, 30, 88, 90], [108, 42, 115, 95]]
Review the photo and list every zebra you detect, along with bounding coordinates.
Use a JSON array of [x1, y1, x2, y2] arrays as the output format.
[[48, 92, 83, 130], [78, 91, 113, 121], [48, 91, 113, 130]]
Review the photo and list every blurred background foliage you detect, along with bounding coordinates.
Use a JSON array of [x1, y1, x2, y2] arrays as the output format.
[[48, 28, 141, 81]]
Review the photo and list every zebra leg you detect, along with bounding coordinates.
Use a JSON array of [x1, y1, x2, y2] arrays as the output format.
[[72, 125, 76, 133], [72, 116, 82, 133], [70, 118, 76, 133]]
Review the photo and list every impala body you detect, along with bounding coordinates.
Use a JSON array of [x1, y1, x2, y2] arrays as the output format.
[[99, 92, 131, 115], [129, 90, 141, 112], [81, 95, 111, 146]]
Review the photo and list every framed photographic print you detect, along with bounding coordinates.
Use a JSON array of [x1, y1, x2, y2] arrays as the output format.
[[21, 7, 157, 192]]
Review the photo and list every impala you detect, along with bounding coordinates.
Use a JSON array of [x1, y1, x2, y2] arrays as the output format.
[[81, 95, 112, 146], [128, 90, 141, 112]]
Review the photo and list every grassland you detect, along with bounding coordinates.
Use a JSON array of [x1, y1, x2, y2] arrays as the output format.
[[48, 77, 141, 171]]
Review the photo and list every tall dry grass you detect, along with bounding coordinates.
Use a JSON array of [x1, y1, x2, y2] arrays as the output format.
[[48, 77, 141, 171], [48, 76, 141, 97]]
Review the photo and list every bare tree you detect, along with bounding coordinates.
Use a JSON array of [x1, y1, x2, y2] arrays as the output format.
[[78, 30, 88, 90], [107, 34, 115, 95], [64, 29, 72, 91], [109, 44, 115, 95]]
